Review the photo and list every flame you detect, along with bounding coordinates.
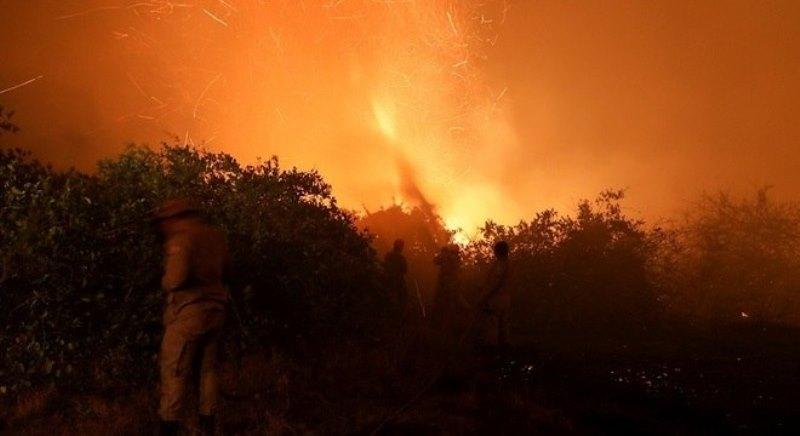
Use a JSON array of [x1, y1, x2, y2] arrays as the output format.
[[51, 0, 524, 241], [357, 0, 521, 243], [372, 101, 397, 143], [441, 183, 506, 243], [371, 96, 499, 245]]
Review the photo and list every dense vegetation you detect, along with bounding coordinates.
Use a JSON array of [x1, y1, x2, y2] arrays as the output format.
[[3, 137, 800, 432], [0, 145, 384, 396]]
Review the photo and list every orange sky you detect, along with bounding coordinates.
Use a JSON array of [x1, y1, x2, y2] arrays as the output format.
[[1, 0, 798, 234]]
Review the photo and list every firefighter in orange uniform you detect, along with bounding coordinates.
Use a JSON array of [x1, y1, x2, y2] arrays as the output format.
[[154, 199, 231, 436]]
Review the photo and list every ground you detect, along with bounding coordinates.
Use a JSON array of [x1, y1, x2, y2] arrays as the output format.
[[4, 319, 800, 434]]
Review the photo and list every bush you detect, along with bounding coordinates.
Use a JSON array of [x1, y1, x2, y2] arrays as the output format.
[[358, 204, 453, 304], [0, 145, 385, 396], [465, 191, 665, 333], [4, 138, 800, 403], [0, 106, 20, 135], [667, 189, 800, 323]]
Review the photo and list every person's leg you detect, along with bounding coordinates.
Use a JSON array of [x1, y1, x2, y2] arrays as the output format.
[[199, 330, 222, 418], [430, 293, 444, 330], [497, 310, 510, 353], [159, 323, 199, 424], [198, 309, 226, 435], [158, 420, 181, 436]]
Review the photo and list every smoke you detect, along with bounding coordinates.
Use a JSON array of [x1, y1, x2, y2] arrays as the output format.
[[395, 154, 436, 220], [2, 0, 799, 229], [0, 0, 520, 238]]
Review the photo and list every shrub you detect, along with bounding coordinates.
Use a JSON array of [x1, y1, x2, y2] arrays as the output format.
[[0, 145, 385, 396], [667, 189, 800, 323], [465, 191, 664, 333]]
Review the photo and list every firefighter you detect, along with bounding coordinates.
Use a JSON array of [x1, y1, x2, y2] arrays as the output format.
[[154, 198, 231, 436], [477, 241, 511, 352], [430, 244, 462, 332], [384, 239, 409, 314]]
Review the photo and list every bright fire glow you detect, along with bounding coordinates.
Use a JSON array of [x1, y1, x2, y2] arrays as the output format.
[[47, 0, 525, 240], [371, 101, 398, 143], [360, 0, 521, 241]]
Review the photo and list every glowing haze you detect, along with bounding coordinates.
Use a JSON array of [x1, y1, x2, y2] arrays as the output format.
[[2, 1, 799, 238]]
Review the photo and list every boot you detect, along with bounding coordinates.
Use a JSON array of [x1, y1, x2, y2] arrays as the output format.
[[198, 414, 216, 436], [158, 420, 181, 436]]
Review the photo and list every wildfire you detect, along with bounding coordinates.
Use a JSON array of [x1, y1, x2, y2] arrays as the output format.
[[52, 0, 521, 243], [371, 101, 397, 144], [356, 0, 519, 244], [371, 97, 499, 245]]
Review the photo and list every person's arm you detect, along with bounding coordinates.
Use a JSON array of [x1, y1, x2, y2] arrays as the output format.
[[161, 236, 190, 292]]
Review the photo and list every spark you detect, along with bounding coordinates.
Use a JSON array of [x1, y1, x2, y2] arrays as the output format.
[[125, 26, 156, 49], [0, 75, 44, 96], [500, 0, 509, 24], [54, 5, 123, 20], [131, 1, 194, 17], [446, 11, 458, 36], [218, 0, 237, 10], [51, 1, 515, 234], [275, 107, 287, 123], [495, 86, 508, 101], [126, 73, 149, 100], [203, 8, 229, 27], [193, 74, 223, 119]]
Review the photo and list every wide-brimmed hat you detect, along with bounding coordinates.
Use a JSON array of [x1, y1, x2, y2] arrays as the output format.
[[152, 198, 199, 221]]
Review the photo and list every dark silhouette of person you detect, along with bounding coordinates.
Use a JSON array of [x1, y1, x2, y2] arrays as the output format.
[[384, 239, 409, 313], [430, 244, 462, 332], [478, 241, 511, 351], [153, 198, 231, 436]]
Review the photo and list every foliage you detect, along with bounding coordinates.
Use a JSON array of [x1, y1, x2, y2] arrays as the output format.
[[357, 188, 800, 333], [667, 189, 800, 323], [462, 188, 800, 332], [0, 106, 20, 135], [0, 145, 385, 396], [4, 137, 800, 403], [464, 190, 664, 332], [358, 204, 452, 299]]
